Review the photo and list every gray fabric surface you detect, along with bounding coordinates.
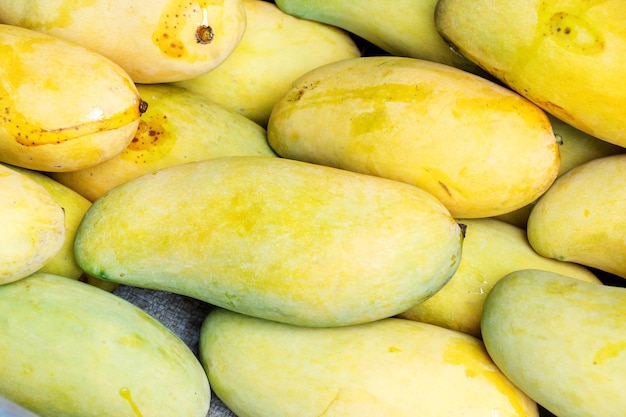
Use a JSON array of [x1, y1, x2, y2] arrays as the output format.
[[112, 285, 237, 417]]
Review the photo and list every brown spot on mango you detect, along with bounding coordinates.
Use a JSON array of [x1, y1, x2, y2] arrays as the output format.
[[120, 109, 175, 164]]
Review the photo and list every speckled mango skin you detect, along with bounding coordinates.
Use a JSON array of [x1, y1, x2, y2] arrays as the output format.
[[527, 154, 626, 279], [199, 308, 538, 417], [0, 273, 211, 417], [0, 0, 246, 83], [75, 155, 463, 327], [481, 269, 626, 417], [398, 217, 600, 338], [0, 24, 141, 172], [0, 165, 65, 285], [267, 56, 560, 218], [51, 84, 276, 202], [435, 0, 626, 147]]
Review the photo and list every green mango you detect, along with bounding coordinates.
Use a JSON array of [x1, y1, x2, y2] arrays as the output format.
[[75, 155, 464, 327], [481, 269, 626, 417], [0, 273, 211, 417]]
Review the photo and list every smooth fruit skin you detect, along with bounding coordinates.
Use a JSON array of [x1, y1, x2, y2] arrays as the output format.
[[0, 0, 247, 83], [435, 0, 626, 146], [174, 0, 361, 127], [398, 217, 600, 337], [481, 269, 626, 417], [75, 156, 463, 327], [0, 24, 142, 172], [0, 165, 65, 285], [200, 308, 538, 417], [51, 84, 276, 202], [268, 56, 560, 218], [527, 154, 626, 279], [0, 273, 211, 417]]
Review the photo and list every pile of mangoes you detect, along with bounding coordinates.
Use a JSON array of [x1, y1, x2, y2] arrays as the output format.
[[0, 1, 624, 417]]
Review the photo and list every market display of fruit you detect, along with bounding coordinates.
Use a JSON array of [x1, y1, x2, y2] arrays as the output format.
[[0, 1, 624, 417]]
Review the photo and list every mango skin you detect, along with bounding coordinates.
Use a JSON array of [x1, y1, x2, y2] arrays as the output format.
[[51, 84, 276, 202], [397, 217, 600, 337], [481, 269, 626, 417], [0, 0, 247, 83], [0, 24, 142, 172], [174, 0, 361, 127], [0, 164, 65, 285], [75, 155, 463, 327], [527, 154, 626, 279], [267, 56, 560, 218], [435, 0, 626, 146], [0, 273, 211, 417], [200, 308, 538, 417]]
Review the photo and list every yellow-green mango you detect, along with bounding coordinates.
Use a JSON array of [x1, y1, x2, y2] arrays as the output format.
[[0, 0, 246, 83], [174, 0, 361, 127], [51, 83, 276, 202], [75, 156, 463, 327], [267, 56, 560, 218], [6, 165, 91, 280], [0, 164, 65, 285], [481, 269, 626, 417], [199, 308, 538, 417], [398, 217, 600, 338], [0, 273, 211, 417], [435, 0, 626, 146], [0, 24, 142, 172], [528, 154, 626, 279]]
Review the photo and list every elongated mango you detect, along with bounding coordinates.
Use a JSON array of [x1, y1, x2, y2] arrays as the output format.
[[0, 273, 211, 417], [199, 308, 538, 417], [0, 24, 142, 172], [75, 156, 463, 327], [267, 56, 560, 218]]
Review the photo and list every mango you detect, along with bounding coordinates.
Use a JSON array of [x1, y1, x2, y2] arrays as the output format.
[[0, 0, 247, 83], [527, 154, 626, 279], [267, 56, 560, 218], [51, 83, 276, 202], [0, 273, 211, 417], [0, 24, 142, 172], [74, 155, 463, 327], [435, 0, 626, 146], [481, 269, 626, 417], [398, 217, 600, 337], [174, 0, 361, 127], [199, 308, 538, 417], [0, 164, 65, 285]]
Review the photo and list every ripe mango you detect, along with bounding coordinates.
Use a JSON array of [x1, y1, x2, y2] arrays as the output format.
[[481, 269, 626, 417], [435, 0, 626, 146], [528, 154, 626, 279], [51, 83, 276, 202], [0, 0, 247, 83], [199, 308, 538, 417], [267, 56, 560, 218], [75, 156, 463, 327], [0, 24, 142, 172], [0, 273, 211, 417]]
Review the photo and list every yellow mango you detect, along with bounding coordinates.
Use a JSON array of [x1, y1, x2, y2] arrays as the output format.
[[398, 217, 600, 338], [435, 0, 626, 146], [74, 156, 463, 327], [267, 56, 560, 218], [481, 269, 626, 417], [528, 154, 626, 279], [199, 308, 538, 417], [174, 0, 361, 127], [0, 0, 247, 83], [0, 24, 142, 172], [0, 164, 65, 285], [0, 273, 211, 417], [51, 83, 276, 202]]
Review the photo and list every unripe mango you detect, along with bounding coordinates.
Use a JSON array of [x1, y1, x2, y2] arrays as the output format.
[[75, 156, 463, 327]]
